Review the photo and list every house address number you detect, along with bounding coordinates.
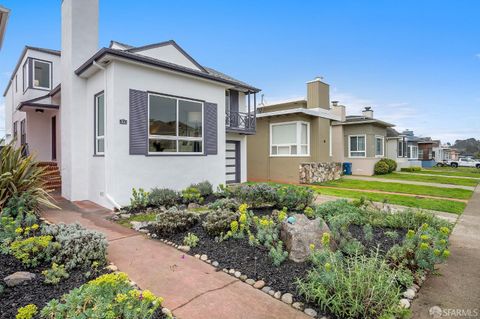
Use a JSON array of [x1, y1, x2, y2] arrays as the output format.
[[119, 119, 128, 125]]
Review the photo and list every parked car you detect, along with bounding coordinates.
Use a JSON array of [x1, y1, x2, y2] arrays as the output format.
[[446, 157, 480, 168]]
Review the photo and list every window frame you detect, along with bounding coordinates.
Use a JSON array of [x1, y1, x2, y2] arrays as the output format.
[[20, 119, 26, 145], [147, 92, 205, 155], [398, 140, 405, 157], [32, 59, 52, 90], [375, 135, 385, 158], [348, 134, 367, 158], [269, 121, 310, 157], [22, 60, 29, 93], [13, 121, 18, 140], [94, 91, 105, 156], [408, 145, 418, 159]]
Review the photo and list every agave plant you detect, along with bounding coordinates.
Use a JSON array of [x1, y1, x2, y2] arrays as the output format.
[[0, 140, 57, 213]]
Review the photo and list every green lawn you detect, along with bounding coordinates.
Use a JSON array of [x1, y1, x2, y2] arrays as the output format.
[[311, 186, 466, 214], [318, 179, 473, 200], [374, 172, 479, 187], [414, 168, 480, 179], [117, 212, 157, 227]]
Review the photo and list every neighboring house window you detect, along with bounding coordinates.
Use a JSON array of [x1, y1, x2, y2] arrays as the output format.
[[407, 145, 418, 159], [270, 121, 310, 156], [148, 93, 203, 154], [375, 136, 384, 157], [32, 59, 52, 90], [225, 90, 230, 115], [94, 92, 105, 155], [398, 140, 405, 157], [13, 121, 18, 139], [20, 119, 26, 145], [22, 60, 29, 92], [349, 135, 366, 157]]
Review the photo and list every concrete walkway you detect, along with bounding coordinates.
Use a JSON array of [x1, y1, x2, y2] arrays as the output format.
[[411, 185, 480, 318], [344, 175, 475, 191], [398, 171, 480, 180], [41, 197, 309, 319]]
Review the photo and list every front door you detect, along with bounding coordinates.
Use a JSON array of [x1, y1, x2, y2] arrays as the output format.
[[51, 116, 56, 160], [226, 140, 240, 184]]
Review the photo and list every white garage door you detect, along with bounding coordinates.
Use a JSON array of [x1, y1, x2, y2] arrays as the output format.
[[226, 140, 240, 184]]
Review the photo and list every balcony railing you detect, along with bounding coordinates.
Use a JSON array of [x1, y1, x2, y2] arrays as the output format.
[[226, 111, 256, 134]]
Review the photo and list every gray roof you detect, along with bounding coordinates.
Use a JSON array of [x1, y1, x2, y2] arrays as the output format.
[[386, 127, 401, 138], [332, 115, 394, 127]]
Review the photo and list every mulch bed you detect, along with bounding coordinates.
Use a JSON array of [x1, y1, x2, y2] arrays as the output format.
[[349, 224, 407, 254], [0, 254, 105, 319]]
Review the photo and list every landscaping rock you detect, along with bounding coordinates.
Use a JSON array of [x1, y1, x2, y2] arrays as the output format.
[[194, 254, 200, 259], [4, 272, 36, 287], [268, 289, 275, 296], [206, 259, 211, 264], [161, 308, 172, 316], [188, 203, 200, 209], [222, 268, 228, 273], [234, 271, 241, 278], [261, 286, 271, 293], [281, 293, 293, 304], [304, 308, 317, 317], [399, 298, 411, 309], [246, 279, 255, 286], [139, 229, 149, 234], [292, 302, 304, 310], [105, 264, 118, 272], [239, 274, 247, 281], [178, 245, 190, 252], [253, 280, 265, 289], [403, 288, 416, 299], [120, 213, 131, 219], [229, 269, 235, 275], [200, 254, 208, 261], [280, 214, 334, 262], [274, 291, 282, 299], [413, 283, 420, 291], [130, 221, 149, 231], [212, 261, 219, 267]]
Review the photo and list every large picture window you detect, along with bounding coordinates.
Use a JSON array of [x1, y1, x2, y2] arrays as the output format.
[[33, 60, 52, 90], [270, 121, 310, 156], [95, 92, 105, 155], [398, 140, 406, 157], [408, 145, 418, 159], [148, 93, 203, 154], [375, 136, 384, 157], [349, 135, 366, 157]]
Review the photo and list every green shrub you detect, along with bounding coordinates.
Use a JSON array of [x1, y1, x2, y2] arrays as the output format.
[[275, 185, 314, 211], [297, 251, 407, 319], [181, 187, 204, 204], [202, 209, 239, 236], [183, 233, 199, 247], [268, 241, 288, 267], [382, 158, 398, 172], [315, 200, 363, 222], [232, 183, 277, 207], [401, 166, 422, 172], [41, 223, 108, 270], [3, 191, 39, 219], [16, 304, 38, 319], [304, 206, 315, 218], [42, 263, 69, 285], [153, 207, 200, 236], [208, 198, 239, 211], [40, 272, 163, 319], [190, 181, 213, 197], [0, 141, 57, 213], [10, 235, 58, 267], [148, 188, 179, 207], [130, 188, 150, 209], [374, 160, 390, 175]]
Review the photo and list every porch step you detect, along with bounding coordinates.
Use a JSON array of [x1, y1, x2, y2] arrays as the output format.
[[39, 161, 61, 192]]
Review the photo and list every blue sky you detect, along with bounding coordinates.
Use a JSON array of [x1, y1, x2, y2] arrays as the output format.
[[1, 0, 479, 143]]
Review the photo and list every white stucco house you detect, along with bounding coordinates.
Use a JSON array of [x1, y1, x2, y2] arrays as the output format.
[[3, 0, 260, 208], [0, 5, 9, 50]]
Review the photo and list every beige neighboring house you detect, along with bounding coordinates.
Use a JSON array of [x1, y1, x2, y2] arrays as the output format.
[[331, 107, 395, 176], [247, 78, 342, 183], [0, 5, 9, 50]]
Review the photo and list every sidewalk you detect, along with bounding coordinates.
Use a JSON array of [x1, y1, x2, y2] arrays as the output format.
[[411, 185, 480, 318], [42, 197, 309, 319], [343, 175, 475, 191]]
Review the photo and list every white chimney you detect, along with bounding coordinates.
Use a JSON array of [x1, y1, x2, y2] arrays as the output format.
[[362, 107, 374, 118], [61, 0, 99, 200], [331, 101, 346, 122]]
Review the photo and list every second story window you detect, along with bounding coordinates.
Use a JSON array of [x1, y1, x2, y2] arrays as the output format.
[[33, 60, 52, 90], [225, 90, 231, 114], [95, 92, 105, 155]]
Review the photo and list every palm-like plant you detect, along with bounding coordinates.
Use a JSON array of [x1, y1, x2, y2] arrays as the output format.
[[0, 140, 57, 213]]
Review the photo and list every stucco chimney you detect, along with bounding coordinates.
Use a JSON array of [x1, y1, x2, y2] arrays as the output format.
[[61, 0, 99, 200], [331, 101, 346, 122], [306, 77, 330, 110], [362, 107, 374, 118]]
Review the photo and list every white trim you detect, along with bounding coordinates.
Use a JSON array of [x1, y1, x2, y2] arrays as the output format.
[[375, 135, 385, 158], [147, 93, 204, 155], [257, 107, 341, 121], [95, 93, 105, 155], [32, 59, 52, 90], [269, 121, 310, 157], [348, 134, 367, 158], [329, 125, 333, 157], [408, 145, 418, 160]]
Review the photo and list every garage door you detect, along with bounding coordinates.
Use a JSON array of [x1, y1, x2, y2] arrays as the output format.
[[226, 140, 240, 184]]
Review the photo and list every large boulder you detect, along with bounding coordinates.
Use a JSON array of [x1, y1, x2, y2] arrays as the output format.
[[280, 214, 333, 262], [4, 271, 36, 287]]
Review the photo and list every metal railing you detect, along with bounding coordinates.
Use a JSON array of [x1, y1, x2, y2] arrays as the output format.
[[225, 111, 256, 132]]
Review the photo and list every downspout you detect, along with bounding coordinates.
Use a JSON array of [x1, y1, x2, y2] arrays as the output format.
[[93, 61, 121, 210]]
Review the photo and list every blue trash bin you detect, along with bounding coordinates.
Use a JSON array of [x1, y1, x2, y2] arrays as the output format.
[[343, 162, 352, 175]]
